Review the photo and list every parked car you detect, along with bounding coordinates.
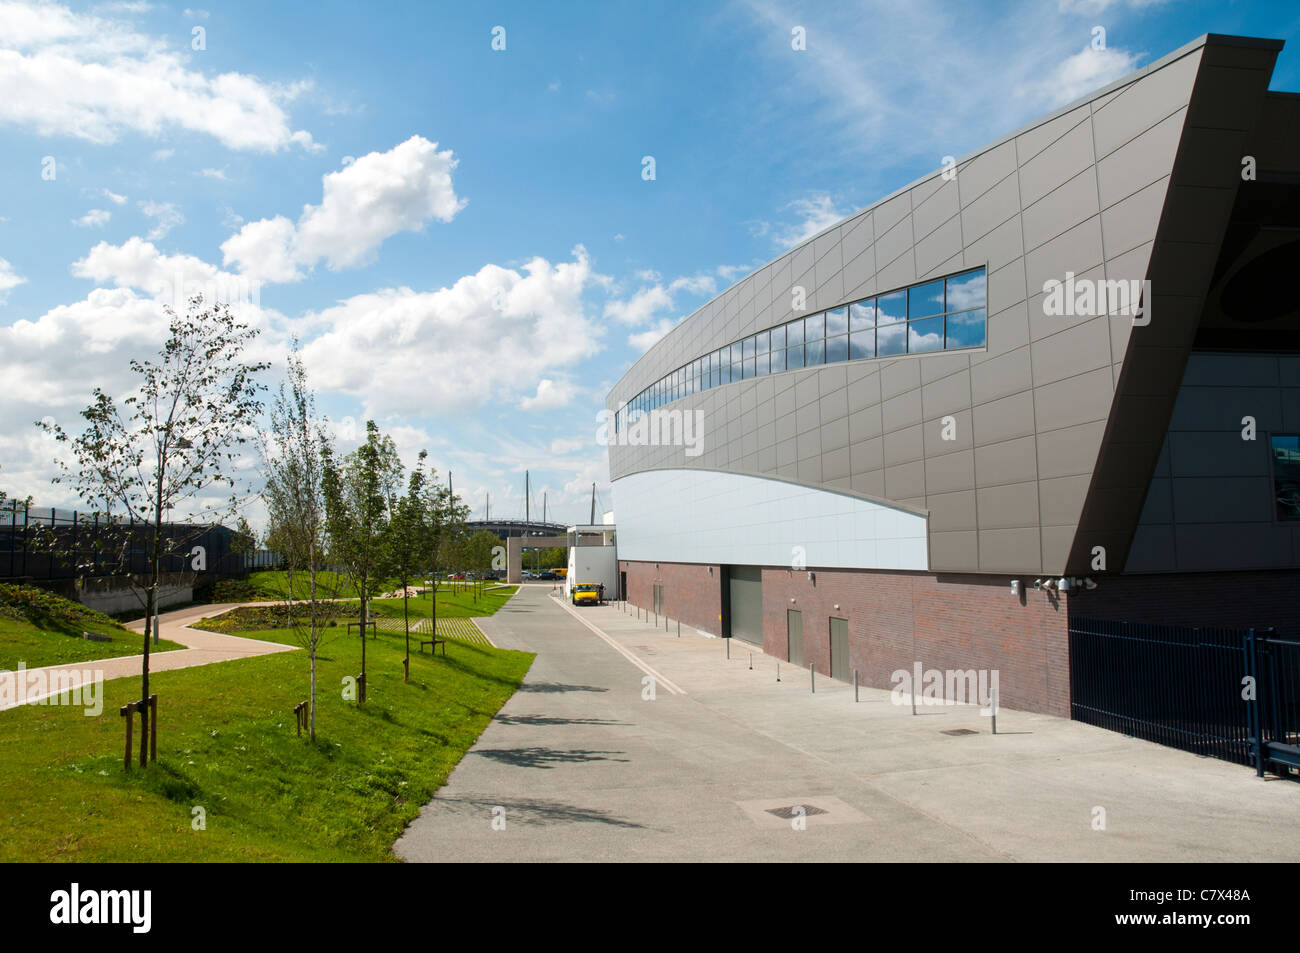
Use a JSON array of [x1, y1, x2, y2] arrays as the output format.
[[571, 583, 601, 606]]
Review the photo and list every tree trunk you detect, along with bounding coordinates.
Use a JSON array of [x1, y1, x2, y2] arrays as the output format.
[[143, 486, 163, 768], [309, 541, 318, 741], [402, 581, 410, 682]]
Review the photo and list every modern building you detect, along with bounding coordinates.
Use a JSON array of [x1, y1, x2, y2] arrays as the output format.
[[606, 34, 1300, 721]]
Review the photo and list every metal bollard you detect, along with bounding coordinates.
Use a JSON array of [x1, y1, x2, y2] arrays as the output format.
[[991, 686, 998, 735], [810, 662, 815, 693], [777, 662, 781, 682], [854, 669, 859, 703], [749, 652, 753, 671], [677, 619, 680, 638], [726, 638, 730, 660]]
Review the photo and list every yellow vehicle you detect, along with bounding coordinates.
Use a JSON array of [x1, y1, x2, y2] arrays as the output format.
[[571, 583, 601, 606], [555, 568, 568, 579]]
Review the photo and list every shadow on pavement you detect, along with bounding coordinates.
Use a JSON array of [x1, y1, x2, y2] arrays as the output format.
[[473, 747, 630, 769], [438, 795, 648, 829]]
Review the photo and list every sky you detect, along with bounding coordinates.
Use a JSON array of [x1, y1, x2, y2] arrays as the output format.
[[1, 0, 1297, 529]]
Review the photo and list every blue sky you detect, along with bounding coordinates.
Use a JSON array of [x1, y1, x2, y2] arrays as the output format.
[[1, 0, 1297, 527]]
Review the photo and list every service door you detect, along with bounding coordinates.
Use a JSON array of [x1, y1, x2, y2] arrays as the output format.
[[726, 566, 764, 645], [829, 617, 850, 681], [787, 610, 803, 666]]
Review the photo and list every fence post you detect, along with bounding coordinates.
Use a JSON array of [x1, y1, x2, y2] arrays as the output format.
[[120, 703, 133, 771], [1245, 628, 1264, 778]]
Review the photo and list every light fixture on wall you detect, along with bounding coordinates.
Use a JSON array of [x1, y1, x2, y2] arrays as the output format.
[[1033, 578, 1043, 590], [1084, 577, 1097, 590], [1010, 579, 1021, 596], [1041, 578, 1056, 591], [833, 604, 840, 610], [1058, 577, 1072, 592], [807, 571, 815, 584], [789, 597, 796, 604]]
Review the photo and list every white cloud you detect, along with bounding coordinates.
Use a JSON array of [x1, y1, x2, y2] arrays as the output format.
[[1057, 0, 1171, 12], [100, 187, 126, 204], [221, 136, 466, 282], [0, 257, 25, 302], [138, 199, 183, 240], [752, 191, 851, 251], [628, 318, 676, 351], [1031, 45, 1146, 107], [550, 436, 586, 454], [603, 284, 672, 326], [300, 247, 603, 418], [521, 378, 576, 412], [0, 0, 320, 152], [199, 167, 228, 180], [72, 208, 111, 228], [150, 148, 174, 161]]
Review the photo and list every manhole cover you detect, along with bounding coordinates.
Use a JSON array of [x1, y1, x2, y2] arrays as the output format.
[[941, 728, 978, 736], [766, 804, 829, 819]]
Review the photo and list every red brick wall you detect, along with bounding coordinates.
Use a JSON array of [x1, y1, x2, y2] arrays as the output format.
[[760, 568, 1071, 717], [620, 560, 724, 637]]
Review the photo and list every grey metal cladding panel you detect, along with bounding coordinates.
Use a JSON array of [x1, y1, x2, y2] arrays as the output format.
[[913, 178, 960, 241], [882, 389, 923, 433], [973, 390, 1036, 447], [1015, 103, 1091, 166], [978, 480, 1040, 530], [849, 403, 883, 443], [1040, 525, 1076, 574], [1174, 523, 1294, 571], [1168, 431, 1271, 477], [975, 434, 1038, 487], [920, 351, 969, 385], [883, 424, 924, 467], [1097, 108, 1187, 208], [1091, 50, 1201, 159], [875, 248, 918, 296], [1039, 473, 1091, 527], [971, 346, 1032, 404], [842, 248, 877, 301], [1100, 176, 1169, 257], [1037, 420, 1108, 480], [1022, 166, 1100, 252], [842, 215, 874, 268], [915, 216, 963, 277], [1181, 352, 1279, 387], [880, 359, 922, 401], [1284, 389, 1300, 432], [1033, 366, 1116, 433], [924, 409, 972, 457], [979, 527, 1042, 573], [927, 489, 977, 532], [1170, 385, 1283, 432], [1018, 120, 1095, 208], [1185, 64, 1276, 131], [961, 174, 1021, 245], [1172, 476, 1274, 523], [920, 368, 972, 420], [1126, 524, 1176, 571], [821, 416, 849, 453], [925, 450, 975, 495], [885, 460, 924, 498], [930, 530, 979, 570], [873, 191, 911, 236], [1023, 218, 1105, 300], [850, 436, 883, 473], [873, 214, 914, 275], [958, 139, 1018, 206], [847, 372, 882, 415], [1138, 476, 1173, 523], [1030, 317, 1112, 388]]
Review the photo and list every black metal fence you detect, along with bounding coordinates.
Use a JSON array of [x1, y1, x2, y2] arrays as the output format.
[[2, 501, 250, 580], [1070, 617, 1300, 776]]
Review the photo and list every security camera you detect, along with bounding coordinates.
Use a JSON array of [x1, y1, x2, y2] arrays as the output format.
[[1084, 577, 1097, 590], [1058, 577, 1072, 592]]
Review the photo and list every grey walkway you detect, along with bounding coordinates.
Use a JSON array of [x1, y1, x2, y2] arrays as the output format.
[[0, 602, 297, 711], [395, 585, 1300, 862]]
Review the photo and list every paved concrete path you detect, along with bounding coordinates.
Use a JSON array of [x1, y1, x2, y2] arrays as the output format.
[[395, 585, 1300, 862], [0, 602, 296, 711]]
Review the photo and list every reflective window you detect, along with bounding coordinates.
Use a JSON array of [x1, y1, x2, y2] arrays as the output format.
[[877, 321, 907, 356], [946, 269, 987, 312], [877, 290, 906, 324], [945, 308, 986, 349], [622, 267, 986, 411], [1271, 435, 1300, 522], [908, 280, 945, 319], [908, 316, 944, 353], [849, 299, 875, 331]]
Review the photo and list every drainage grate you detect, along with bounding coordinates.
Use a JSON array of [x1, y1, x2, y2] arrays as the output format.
[[765, 804, 829, 819], [941, 728, 979, 736]]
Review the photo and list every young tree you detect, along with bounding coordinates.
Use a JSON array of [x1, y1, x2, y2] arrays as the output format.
[[322, 420, 401, 703], [230, 515, 258, 573], [261, 347, 332, 739], [43, 295, 267, 766], [385, 450, 437, 681]]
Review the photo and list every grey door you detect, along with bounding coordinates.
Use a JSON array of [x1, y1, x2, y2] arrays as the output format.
[[787, 610, 803, 666], [726, 566, 764, 645], [830, 617, 849, 681]]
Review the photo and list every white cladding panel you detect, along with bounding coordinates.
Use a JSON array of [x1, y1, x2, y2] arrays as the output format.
[[612, 469, 928, 570]]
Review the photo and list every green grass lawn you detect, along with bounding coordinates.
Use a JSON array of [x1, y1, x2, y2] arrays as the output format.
[[0, 583, 183, 669], [0, 617, 533, 861], [190, 587, 518, 635], [235, 570, 513, 606]]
